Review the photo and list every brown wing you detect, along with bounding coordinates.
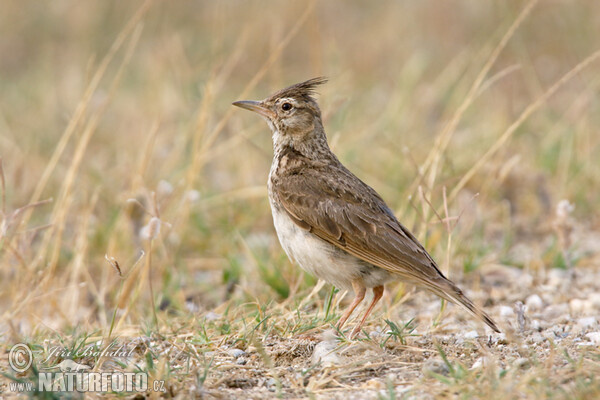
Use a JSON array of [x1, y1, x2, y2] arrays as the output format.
[[272, 161, 500, 332], [273, 162, 445, 284]]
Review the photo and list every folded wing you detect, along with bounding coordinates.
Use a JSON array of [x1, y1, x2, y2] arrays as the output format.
[[273, 162, 500, 332]]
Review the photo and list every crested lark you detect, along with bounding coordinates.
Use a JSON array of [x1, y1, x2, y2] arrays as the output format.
[[233, 78, 500, 338]]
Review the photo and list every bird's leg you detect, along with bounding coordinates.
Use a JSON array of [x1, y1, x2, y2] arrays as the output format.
[[350, 285, 384, 339], [336, 279, 366, 333]]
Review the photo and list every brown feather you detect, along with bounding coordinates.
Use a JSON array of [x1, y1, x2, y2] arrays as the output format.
[[272, 153, 500, 333], [234, 77, 500, 334]]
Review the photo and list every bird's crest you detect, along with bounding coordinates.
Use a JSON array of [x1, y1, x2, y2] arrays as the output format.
[[268, 77, 328, 102]]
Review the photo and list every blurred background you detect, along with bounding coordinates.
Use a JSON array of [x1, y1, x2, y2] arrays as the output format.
[[1, 0, 599, 338]]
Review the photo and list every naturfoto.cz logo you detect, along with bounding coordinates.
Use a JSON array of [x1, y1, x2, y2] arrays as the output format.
[[7, 343, 165, 394]]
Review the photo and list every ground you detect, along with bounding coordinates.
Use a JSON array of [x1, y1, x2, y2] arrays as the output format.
[[152, 261, 600, 399]]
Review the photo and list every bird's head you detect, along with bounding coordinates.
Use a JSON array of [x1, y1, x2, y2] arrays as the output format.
[[233, 77, 327, 149]]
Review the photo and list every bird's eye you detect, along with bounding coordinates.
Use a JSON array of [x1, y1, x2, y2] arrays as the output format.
[[281, 102, 293, 111]]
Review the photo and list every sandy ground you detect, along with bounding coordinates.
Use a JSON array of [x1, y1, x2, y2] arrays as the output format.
[[192, 259, 600, 398], [2, 233, 599, 399]]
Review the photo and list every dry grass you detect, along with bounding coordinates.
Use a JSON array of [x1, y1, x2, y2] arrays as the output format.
[[1, 1, 600, 398]]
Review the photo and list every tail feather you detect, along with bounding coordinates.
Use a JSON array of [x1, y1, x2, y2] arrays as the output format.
[[431, 279, 500, 333]]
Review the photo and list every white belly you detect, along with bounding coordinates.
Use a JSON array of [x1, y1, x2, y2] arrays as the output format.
[[269, 201, 392, 291]]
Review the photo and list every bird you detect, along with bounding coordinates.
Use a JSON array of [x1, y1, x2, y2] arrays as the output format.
[[232, 77, 500, 338]]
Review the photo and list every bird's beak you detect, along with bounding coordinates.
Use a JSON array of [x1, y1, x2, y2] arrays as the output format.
[[232, 100, 275, 119]]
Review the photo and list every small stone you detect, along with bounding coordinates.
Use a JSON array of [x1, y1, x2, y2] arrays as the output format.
[[530, 320, 541, 331], [228, 348, 246, 358], [471, 357, 486, 369], [577, 342, 594, 348], [589, 293, 600, 309], [422, 359, 449, 376], [490, 333, 508, 345], [185, 301, 199, 313], [577, 317, 597, 329], [438, 335, 452, 344], [499, 306, 514, 317], [513, 358, 530, 369], [205, 311, 222, 321], [236, 358, 247, 365], [547, 269, 568, 288], [586, 332, 600, 345], [569, 299, 593, 315], [528, 332, 545, 344], [544, 304, 569, 319], [540, 292, 554, 304], [463, 330, 478, 339], [570, 298, 584, 313], [312, 338, 341, 366], [369, 330, 382, 338], [266, 378, 277, 388], [525, 294, 543, 311]]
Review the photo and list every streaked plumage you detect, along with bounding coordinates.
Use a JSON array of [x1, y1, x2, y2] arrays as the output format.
[[233, 78, 499, 338]]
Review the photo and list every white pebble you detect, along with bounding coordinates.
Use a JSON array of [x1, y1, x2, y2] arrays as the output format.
[[544, 304, 569, 319], [569, 299, 584, 313], [513, 358, 530, 369], [589, 293, 600, 309], [570, 298, 593, 314], [464, 330, 478, 339], [585, 332, 600, 345], [490, 332, 508, 345], [204, 311, 221, 321], [369, 330, 382, 338], [546, 269, 568, 288], [577, 317, 597, 328], [525, 294, 543, 311], [266, 378, 277, 388], [528, 332, 545, 344], [471, 356, 486, 369], [228, 348, 246, 358], [422, 359, 449, 376], [312, 339, 341, 366], [499, 306, 514, 317]]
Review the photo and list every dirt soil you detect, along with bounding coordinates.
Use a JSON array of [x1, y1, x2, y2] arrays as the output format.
[[192, 260, 600, 399]]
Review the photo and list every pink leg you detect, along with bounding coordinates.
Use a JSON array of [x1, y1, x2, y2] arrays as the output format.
[[336, 280, 366, 331], [350, 285, 384, 338]]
